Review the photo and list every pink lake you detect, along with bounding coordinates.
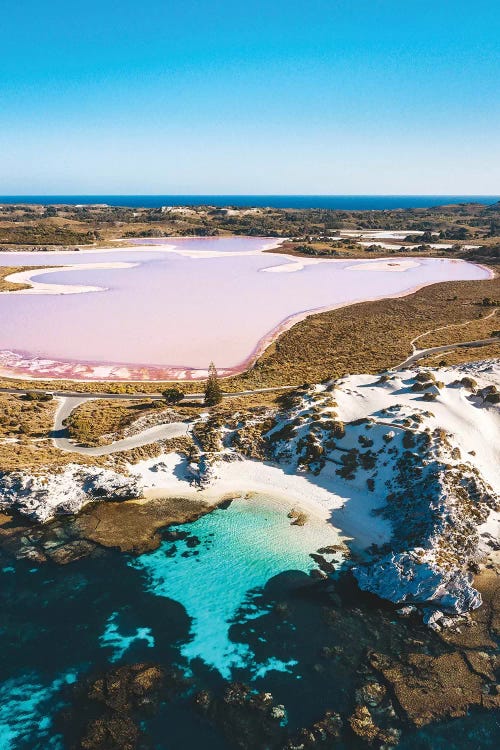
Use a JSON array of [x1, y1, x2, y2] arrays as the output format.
[[0, 237, 490, 381]]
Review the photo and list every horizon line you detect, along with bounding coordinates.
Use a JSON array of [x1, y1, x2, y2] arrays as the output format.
[[1, 193, 499, 198]]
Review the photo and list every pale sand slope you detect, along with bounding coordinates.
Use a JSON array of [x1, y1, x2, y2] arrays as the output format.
[[332, 362, 500, 493], [131, 452, 390, 555]]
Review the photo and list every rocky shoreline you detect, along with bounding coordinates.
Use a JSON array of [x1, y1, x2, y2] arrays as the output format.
[[1, 362, 499, 626], [50, 558, 499, 749]]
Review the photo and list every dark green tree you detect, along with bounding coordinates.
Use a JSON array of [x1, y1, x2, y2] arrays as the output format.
[[162, 387, 184, 405], [204, 362, 223, 406]]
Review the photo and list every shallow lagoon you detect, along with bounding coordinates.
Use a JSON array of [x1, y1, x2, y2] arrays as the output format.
[[129, 495, 342, 678], [0, 237, 489, 380]]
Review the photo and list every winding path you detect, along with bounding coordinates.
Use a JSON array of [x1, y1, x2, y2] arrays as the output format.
[[408, 308, 498, 352], [393, 336, 499, 371], [51, 396, 191, 456], [393, 308, 499, 370], [46, 384, 292, 456]]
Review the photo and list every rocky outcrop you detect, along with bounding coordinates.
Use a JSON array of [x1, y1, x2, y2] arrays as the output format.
[[355, 552, 481, 622], [368, 651, 486, 727], [193, 682, 288, 749], [353, 429, 497, 622], [61, 663, 164, 750], [0, 464, 142, 522], [218, 366, 499, 624]]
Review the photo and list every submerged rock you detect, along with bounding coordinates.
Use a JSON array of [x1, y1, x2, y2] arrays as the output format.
[[349, 705, 379, 743], [63, 663, 164, 750], [285, 710, 343, 748], [369, 651, 485, 727], [355, 681, 386, 707], [192, 681, 289, 748]]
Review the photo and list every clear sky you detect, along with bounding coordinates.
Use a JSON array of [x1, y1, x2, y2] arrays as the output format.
[[1, 1, 499, 194]]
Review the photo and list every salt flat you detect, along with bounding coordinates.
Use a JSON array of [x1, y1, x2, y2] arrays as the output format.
[[0, 237, 489, 381]]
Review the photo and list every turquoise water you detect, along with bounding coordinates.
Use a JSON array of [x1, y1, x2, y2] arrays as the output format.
[[129, 496, 341, 678], [0, 496, 342, 747], [0, 496, 497, 748], [100, 611, 155, 661], [0, 671, 77, 749]]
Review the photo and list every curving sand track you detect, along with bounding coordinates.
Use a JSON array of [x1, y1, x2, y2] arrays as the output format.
[[52, 396, 190, 456]]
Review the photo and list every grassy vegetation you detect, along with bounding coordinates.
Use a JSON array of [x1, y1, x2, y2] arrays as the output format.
[[0, 200, 499, 254], [65, 398, 202, 446], [65, 399, 164, 446], [0, 393, 56, 438], [416, 309, 499, 348], [0, 439, 114, 473], [0, 221, 97, 246]]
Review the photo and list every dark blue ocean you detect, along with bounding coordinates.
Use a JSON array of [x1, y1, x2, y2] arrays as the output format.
[[0, 195, 498, 209]]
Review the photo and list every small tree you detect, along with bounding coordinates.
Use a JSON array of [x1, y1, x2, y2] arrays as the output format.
[[162, 387, 184, 405], [204, 362, 223, 406]]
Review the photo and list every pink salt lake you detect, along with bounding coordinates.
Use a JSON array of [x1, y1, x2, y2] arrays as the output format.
[[0, 237, 490, 381]]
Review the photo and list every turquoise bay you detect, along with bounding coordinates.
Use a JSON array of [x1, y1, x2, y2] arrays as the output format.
[[128, 495, 342, 678]]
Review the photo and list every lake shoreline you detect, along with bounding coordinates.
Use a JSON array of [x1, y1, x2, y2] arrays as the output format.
[[0, 248, 491, 382]]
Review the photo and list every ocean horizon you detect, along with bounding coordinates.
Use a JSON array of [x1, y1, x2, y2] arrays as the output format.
[[0, 195, 498, 210]]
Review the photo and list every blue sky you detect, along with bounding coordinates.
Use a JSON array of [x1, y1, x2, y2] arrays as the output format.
[[0, 1, 498, 194]]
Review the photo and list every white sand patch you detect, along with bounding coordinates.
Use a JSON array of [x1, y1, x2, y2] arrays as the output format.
[[478, 509, 500, 549], [359, 242, 416, 250], [333, 364, 500, 493], [261, 258, 323, 273], [2, 262, 138, 295], [346, 259, 420, 272], [130, 453, 392, 553], [341, 230, 426, 240]]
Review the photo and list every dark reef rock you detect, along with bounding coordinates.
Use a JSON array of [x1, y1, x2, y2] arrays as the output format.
[[64, 663, 164, 750], [193, 682, 288, 749], [284, 711, 343, 748], [369, 650, 486, 727]]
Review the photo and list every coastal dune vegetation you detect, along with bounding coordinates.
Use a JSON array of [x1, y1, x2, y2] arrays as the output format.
[[0, 200, 499, 258]]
